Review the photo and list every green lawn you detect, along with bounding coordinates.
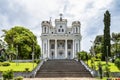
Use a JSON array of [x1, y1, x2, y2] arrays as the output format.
[[86, 60, 120, 72], [96, 77, 119, 80], [0, 62, 37, 72]]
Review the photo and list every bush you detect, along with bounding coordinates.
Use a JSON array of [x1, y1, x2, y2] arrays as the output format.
[[2, 62, 10, 66], [2, 69, 14, 80], [0, 62, 2, 66], [25, 68, 29, 72], [115, 58, 120, 70], [34, 59, 40, 64], [0, 56, 6, 62], [105, 64, 110, 77], [95, 59, 101, 61], [15, 76, 23, 80]]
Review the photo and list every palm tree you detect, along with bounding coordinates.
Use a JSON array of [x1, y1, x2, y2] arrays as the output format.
[[6, 44, 16, 61]]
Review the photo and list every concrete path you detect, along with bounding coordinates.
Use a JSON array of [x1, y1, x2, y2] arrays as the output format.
[[24, 78, 100, 80]]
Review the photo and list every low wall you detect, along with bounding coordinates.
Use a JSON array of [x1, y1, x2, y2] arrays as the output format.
[[12, 60, 33, 62]]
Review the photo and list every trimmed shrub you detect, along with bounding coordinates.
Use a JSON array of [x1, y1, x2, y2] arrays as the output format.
[[15, 76, 23, 80], [25, 68, 29, 72], [34, 59, 40, 64], [2, 62, 10, 66]]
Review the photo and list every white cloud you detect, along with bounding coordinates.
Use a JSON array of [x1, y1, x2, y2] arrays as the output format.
[[0, 0, 119, 52]]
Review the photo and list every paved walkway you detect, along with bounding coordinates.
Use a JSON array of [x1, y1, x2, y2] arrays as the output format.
[[24, 78, 100, 80]]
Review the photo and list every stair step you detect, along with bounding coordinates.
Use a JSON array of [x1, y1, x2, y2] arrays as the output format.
[[35, 59, 92, 77]]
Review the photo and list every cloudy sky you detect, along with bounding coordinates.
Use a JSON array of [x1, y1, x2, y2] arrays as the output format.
[[0, 0, 120, 52]]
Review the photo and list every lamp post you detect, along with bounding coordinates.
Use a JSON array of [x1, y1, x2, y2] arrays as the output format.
[[32, 43, 34, 69], [90, 41, 95, 57], [90, 41, 96, 69], [106, 46, 108, 65], [16, 45, 18, 66]]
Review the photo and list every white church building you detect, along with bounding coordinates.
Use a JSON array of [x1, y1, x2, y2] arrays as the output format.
[[41, 14, 82, 59]]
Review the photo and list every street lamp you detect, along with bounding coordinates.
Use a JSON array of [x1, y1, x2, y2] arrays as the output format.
[[106, 46, 108, 65], [16, 45, 19, 66], [32, 43, 34, 69], [90, 41, 95, 56], [90, 41, 96, 70]]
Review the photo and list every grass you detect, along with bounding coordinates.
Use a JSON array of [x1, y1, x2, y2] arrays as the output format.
[[86, 60, 120, 72], [0, 62, 37, 72], [96, 77, 119, 80]]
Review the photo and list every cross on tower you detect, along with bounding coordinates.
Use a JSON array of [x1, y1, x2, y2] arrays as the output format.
[[60, 13, 63, 17], [60, 13, 63, 21]]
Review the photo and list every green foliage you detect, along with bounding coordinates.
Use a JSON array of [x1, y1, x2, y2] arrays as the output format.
[[3, 26, 41, 59], [0, 56, 6, 62], [98, 62, 103, 79], [77, 51, 88, 61], [2, 62, 10, 66], [14, 76, 23, 80], [34, 59, 40, 64], [2, 69, 14, 80], [86, 60, 120, 72], [114, 58, 120, 70], [105, 64, 110, 77], [25, 68, 29, 72], [91, 57, 96, 69], [111, 32, 120, 57], [96, 53, 102, 60], [0, 62, 37, 72], [94, 35, 103, 54], [102, 10, 111, 61]]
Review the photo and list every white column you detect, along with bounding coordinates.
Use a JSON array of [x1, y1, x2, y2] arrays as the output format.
[[65, 39, 67, 59], [55, 39, 57, 59], [73, 39, 74, 59], [48, 39, 49, 59], [42, 40, 44, 59], [79, 40, 81, 52]]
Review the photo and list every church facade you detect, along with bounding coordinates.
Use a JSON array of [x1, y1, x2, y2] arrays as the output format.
[[41, 15, 82, 59]]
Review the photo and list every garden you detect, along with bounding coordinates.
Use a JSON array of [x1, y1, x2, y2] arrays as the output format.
[[0, 62, 37, 72]]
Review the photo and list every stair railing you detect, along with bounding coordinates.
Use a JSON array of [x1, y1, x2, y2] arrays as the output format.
[[80, 60, 98, 77]]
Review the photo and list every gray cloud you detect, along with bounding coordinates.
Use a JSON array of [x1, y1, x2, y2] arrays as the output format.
[[0, 0, 119, 52]]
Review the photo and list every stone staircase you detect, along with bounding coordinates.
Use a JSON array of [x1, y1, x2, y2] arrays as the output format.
[[35, 59, 92, 77]]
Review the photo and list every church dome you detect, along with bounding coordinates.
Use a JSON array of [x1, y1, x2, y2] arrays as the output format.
[[72, 21, 81, 27], [42, 21, 50, 26]]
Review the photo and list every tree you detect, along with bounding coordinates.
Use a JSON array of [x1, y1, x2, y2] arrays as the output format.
[[6, 44, 16, 61], [115, 58, 120, 70], [0, 39, 7, 61], [77, 51, 88, 61], [111, 32, 120, 56], [94, 35, 103, 54], [2, 26, 41, 59], [102, 10, 111, 61], [98, 62, 103, 79]]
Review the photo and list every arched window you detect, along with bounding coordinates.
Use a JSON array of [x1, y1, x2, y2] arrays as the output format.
[[76, 27, 78, 33], [44, 27, 46, 33], [58, 29, 60, 32], [62, 29, 64, 32]]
